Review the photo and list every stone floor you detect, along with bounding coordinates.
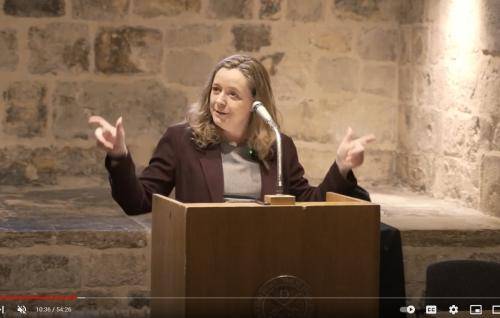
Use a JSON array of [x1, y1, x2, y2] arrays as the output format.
[[1, 185, 500, 316]]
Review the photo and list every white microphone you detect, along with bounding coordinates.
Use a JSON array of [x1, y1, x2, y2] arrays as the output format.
[[252, 101, 277, 128], [251, 101, 283, 194]]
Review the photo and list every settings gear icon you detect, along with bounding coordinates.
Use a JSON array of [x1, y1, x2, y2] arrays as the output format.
[[449, 305, 459, 315]]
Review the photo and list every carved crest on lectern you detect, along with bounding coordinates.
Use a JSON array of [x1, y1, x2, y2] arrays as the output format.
[[253, 275, 314, 318]]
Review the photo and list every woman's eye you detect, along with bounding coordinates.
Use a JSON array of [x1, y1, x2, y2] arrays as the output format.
[[229, 91, 239, 98], [212, 86, 220, 93]]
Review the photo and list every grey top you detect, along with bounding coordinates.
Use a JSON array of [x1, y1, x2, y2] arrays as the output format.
[[221, 141, 261, 201]]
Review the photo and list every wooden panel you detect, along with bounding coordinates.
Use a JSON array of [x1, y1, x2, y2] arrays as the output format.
[[151, 195, 380, 317], [151, 195, 187, 317], [185, 205, 303, 316], [301, 204, 380, 317], [184, 203, 380, 317], [326, 191, 370, 203]]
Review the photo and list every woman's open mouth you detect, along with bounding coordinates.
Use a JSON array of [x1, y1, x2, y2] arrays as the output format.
[[215, 110, 228, 115]]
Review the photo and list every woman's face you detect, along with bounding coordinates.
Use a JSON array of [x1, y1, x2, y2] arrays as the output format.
[[210, 68, 253, 142]]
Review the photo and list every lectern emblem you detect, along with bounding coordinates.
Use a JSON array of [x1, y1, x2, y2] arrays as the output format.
[[253, 275, 314, 318]]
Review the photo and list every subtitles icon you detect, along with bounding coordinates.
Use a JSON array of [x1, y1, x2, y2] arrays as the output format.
[[425, 305, 437, 314], [470, 305, 482, 315]]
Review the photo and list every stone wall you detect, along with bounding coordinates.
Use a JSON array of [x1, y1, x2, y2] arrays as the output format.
[[0, 187, 150, 317], [0, 0, 401, 190], [397, 0, 500, 216], [1, 0, 499, 215]]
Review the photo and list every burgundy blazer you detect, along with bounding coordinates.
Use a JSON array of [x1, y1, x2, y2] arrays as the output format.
[[106, 123, 370, 215]]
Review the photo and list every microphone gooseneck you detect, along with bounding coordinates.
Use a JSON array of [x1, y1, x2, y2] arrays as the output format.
[[252, 101, 283, 194]]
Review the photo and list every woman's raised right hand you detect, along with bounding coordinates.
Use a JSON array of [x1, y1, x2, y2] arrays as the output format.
[[88, 115, 128, 158]]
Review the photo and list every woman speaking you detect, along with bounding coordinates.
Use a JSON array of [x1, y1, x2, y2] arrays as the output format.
[[89, 54, 375, 215]]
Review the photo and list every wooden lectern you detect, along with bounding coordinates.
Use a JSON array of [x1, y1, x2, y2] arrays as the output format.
[[151, 192, 380, 318]]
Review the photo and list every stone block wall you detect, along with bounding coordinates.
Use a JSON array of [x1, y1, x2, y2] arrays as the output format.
[[1, 0, 498, 215], [0, 243, 150, 316], [397, 0, 500, 216], [402, 230, 500, 306], [0, 188, 151, 317], [0, 0, 402, 190]]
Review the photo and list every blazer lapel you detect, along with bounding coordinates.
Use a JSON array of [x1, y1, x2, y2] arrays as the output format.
[[199, 145, 224, 202], [260, 158, 277, 200]]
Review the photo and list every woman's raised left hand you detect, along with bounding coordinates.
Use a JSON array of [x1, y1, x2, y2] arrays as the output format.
[[335, 127, 375, 177]]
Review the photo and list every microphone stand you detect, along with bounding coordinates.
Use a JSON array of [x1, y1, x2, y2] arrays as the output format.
[[252, 101, 294, 205], [270, 124, 283, 194]]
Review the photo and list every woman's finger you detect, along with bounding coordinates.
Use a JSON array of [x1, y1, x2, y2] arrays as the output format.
[[102, 128, 116, 143], [95, 127, 114, 149], [358, 134, 376, 146], [341, 126, 355, 144], [115, 116, 125, 146], [89, 115, 115, 132]]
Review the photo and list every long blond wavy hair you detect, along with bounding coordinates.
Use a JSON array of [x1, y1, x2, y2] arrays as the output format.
[[186, 54, 280, 165]]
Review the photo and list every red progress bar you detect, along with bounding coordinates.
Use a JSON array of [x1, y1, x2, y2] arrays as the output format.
[[0, 295, 77, 301]]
